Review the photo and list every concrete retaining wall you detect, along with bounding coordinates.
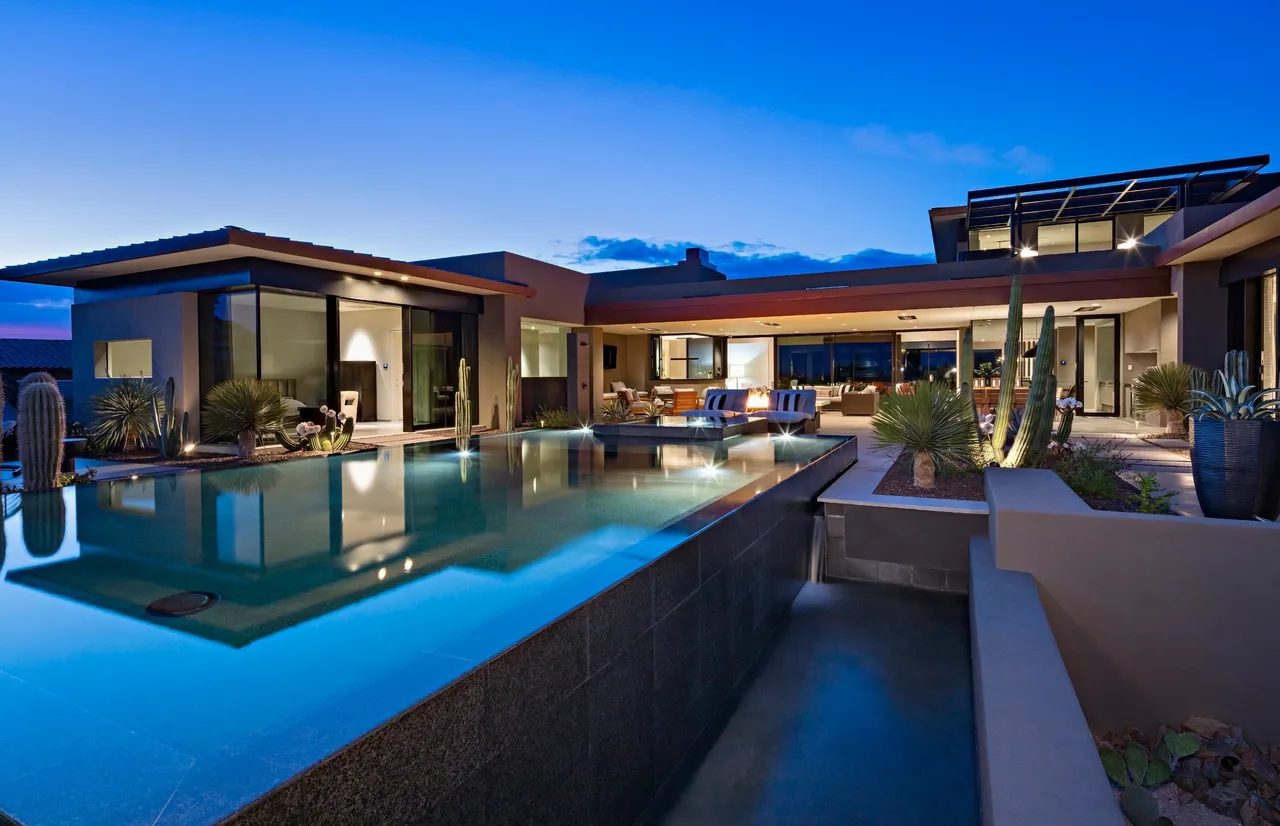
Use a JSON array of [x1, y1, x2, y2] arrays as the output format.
[[969, 537, 1122, 826], [822, 500, 983, 593], [986, 468, 1280, 741]]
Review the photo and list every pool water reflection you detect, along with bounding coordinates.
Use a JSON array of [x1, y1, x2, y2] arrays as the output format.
[[0, 430, 842, 826]]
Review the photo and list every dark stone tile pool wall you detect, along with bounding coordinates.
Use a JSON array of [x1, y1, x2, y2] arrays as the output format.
[[227, 437, 858, 826]]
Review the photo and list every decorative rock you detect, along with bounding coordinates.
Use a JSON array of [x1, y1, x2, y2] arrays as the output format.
[[1186, 717, 1232, 739], [1244, 799, 1262, 826], [1204, 761, 1221, 781], [1206, 783, 1246, 815]]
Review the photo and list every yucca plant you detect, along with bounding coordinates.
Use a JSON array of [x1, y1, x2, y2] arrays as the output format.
[[1133, 362, 1206, 437], [202, 378, 288, 459], [89, 379, 162, 452], [872, 380, 978, 488]]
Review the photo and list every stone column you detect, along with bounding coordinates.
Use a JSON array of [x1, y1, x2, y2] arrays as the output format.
[[1172, 261, 1228, 373]]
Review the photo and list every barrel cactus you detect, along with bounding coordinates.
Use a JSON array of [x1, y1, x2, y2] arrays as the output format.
[[18, 381, 66, 491]]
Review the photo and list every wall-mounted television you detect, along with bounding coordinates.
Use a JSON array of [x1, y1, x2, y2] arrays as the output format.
[[603, 344, 618, 370]]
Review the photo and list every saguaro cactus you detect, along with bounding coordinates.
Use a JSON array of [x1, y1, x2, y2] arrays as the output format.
[[990, 277, 1024, 465], [22, 491, 67, 557], [18, 381, 66, 491], [1003, 307, 1057, 468], [455, 357, 472, 451], [150, 377, 190, 458], [505, 357, 521, 433]]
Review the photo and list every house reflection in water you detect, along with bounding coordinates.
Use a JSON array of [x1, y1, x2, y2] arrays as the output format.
[[5, 433, 811, 647]]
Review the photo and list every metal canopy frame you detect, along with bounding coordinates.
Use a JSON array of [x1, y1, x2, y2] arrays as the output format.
[[965, 155, 1270, 231]]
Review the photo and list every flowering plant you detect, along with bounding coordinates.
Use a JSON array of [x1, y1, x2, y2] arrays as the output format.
[[1056, 397, 1083, 411], [978, 412, 996, 437], [296, 421, 322, 437]]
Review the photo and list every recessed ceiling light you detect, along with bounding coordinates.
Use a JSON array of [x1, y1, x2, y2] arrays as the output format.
[[1073, 305, 1102, 312], [373, 270, 383, 275], [1019, 247, 1039, 258], [1118, 238, 1138, 250], [757, 321, 781, 328], [639, 327, 661, 332], [400, 275, 409, 281], [897, 315, 917, 321]]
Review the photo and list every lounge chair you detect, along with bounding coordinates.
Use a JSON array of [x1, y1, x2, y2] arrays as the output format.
[[680, 389, 749, 418], [758, 389, 818, 433]]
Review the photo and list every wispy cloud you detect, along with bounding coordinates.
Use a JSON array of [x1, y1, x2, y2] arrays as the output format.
[[567, 236, 933, 278], [851, 124, 1051, 177], [24, 297, 72, 309]]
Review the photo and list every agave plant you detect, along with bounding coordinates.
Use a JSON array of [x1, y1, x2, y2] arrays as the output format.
[[1192, 351, 1280, 420], [639, 397, 668, 418], [89, 379, 162, 451], [202, 378, 288, 459], [1133, 362, 1206, 436], [600, 398, 632, 423], [872, 380, 978, 488]]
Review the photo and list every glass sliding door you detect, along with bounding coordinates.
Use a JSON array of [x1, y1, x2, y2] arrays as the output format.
[[832, 335, 893, 385], [409, 309, 478, 429], [258, 291, 328, 414], [1077, 316, 1120, 415]]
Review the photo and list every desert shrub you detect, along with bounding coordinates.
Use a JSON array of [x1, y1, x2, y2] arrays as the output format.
[[872, 381, 977, 487], [1045, 440, 1127, 499], [532, 407, 581, 428], [89, 379, 162, 451], [202, 378, 287, 458]]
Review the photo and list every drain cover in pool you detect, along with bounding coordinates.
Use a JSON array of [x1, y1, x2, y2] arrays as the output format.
[[146, 591, 220, 617]]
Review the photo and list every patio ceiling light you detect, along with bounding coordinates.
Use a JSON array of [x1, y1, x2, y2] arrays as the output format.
[[1019, 247, 1039, 258]]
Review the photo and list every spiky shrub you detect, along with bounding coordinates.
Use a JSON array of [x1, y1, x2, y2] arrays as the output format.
[[18, 381, 66, 491], [90, 379, 161, 451], [455, 358, 472, 451], [202, 378, 287, 459], [534, 407, 580, 428], [872, 380, 978, 488], [1133, 362, 1205, 436], [149, 377, 190, 458], [640, 397, 668, 418], [1191, 350, 1280, 420], [505, 357, 521, 433], [600, 398, 631, 423]]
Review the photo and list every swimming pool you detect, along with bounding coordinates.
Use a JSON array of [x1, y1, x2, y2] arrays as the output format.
[[0, 430, 846, 825]]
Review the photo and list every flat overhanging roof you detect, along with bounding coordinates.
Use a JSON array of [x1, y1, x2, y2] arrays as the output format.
[[966, 155, 1270, 231], [1158, 184, 1280, 266], [0, 226, 537, 298]]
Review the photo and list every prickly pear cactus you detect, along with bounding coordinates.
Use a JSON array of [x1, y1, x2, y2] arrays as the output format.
[[18, 381, 65, 491]]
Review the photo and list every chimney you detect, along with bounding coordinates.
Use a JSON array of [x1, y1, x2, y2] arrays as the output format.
[[682, 247, 710, 266]]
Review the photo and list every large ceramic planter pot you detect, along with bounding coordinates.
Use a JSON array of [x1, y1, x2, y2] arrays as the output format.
[[1190, 418, 1280, 520]]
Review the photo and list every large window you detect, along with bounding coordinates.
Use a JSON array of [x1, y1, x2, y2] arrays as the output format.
[[259, 291, 327, 408], [203, 289, 259, 388], [778, 335, 892, 386], [901, 340, 957, 387], [94, 339, 152, 378], [969, 228, 1011, 252], [1034, 220, 1114, 255], [653, 334, 722, 380], [520, 322, 568, 378], [410, 308, 478, 428]]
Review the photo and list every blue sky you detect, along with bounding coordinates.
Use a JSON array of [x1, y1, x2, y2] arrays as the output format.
[[2, 0, 1277, 336]]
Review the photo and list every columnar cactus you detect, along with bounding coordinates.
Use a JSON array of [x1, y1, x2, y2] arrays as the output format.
[[18, 381, 66, 491], [150, 377, 190, 458], [989, 277, 1024, 465], [1003, 306, 1058, 468], [18, 371, 58, 396], [968, 276, 1064, 468], [455, 357, 472, 451], [959, 327, 973, 392], [505, 357, 521, 433]]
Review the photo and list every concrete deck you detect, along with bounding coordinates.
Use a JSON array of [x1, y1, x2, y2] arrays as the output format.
[[660, 581, 978, 826]]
